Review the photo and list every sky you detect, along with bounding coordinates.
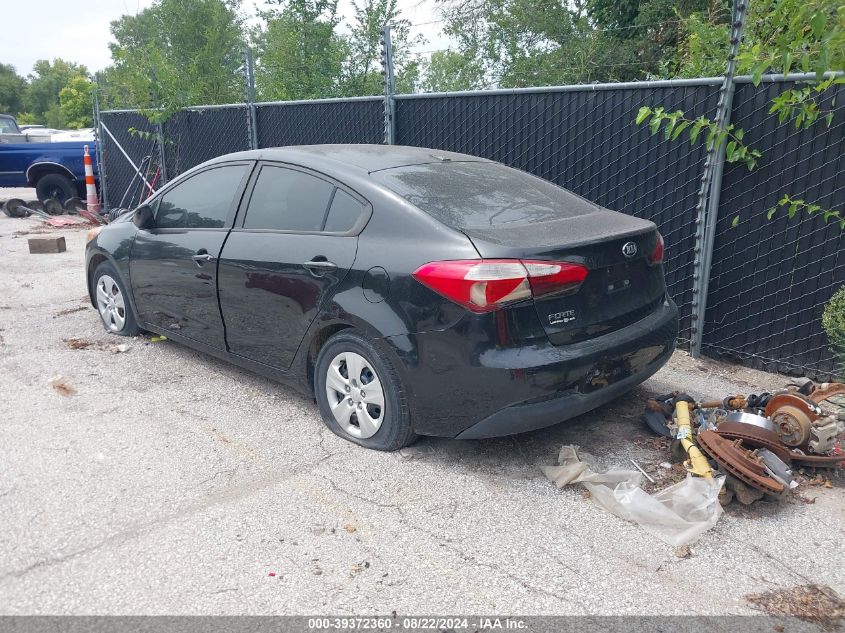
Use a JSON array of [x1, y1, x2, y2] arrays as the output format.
[[3, 0, 450, 76]]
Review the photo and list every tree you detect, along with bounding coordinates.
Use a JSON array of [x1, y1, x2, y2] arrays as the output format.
[[58, 75, 95, 128], [638, 0, 844, 227], [430, 0, 711, 90], [0, 64, 27, 115], [422, 51, 486, 92], [253, 0, 347, 100], [107, 0, 245, 116], [339, 0, 423, 96], [25, 59, 88, 123]]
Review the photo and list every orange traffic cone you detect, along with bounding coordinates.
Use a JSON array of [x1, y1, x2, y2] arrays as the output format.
[[83, 145, 100, 214]]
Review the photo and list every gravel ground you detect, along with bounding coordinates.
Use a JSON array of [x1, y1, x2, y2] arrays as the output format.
[[1, 211, 843, 617]]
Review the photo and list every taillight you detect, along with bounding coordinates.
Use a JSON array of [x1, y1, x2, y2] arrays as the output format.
[[412, 259, 588, 313], [649, 232, 665, 265]]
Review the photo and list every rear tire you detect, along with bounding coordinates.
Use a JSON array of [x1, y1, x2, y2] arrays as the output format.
[[314, 331, 417, 451], [91, 262, 140, 336], [36, 173, 76, 204]]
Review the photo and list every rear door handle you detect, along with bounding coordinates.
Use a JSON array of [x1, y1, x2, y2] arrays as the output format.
[[303, 259, 338, 275], [192, 252, 215, 263]]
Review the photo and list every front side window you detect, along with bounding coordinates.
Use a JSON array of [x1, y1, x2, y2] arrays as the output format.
[[243, 165, 335, 232], [156, 164, 248, 229]]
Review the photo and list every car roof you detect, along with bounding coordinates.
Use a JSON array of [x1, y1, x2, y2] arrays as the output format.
[[203, 144, 491, 176]]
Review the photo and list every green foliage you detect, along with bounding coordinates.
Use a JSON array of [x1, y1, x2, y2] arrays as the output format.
[[434, 0, 711, 89], [766, 195, 845, 229], [252, 0, 347, 101], [423, 51, 486, 92], [822, 285, 845, 377], [0, 63, 27, 115], [58, 75, 94, 129], [670, 7, 731, 78], [636, 106, 762, 169], [643, 0, 844, 229], [740, 0, 845, 131], [25, 59, 89, 124], [106, 0, 245, 120], [768, 75, 844, 129], [15, 112, 39, 125], [338, 0, 423, 96]]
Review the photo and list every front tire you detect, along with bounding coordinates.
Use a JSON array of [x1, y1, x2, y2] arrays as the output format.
[[314, 331, 417, 451], [92, 262, 140, 336]]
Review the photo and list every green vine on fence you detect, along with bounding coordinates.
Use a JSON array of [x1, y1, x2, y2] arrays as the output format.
[[635, 106, 762, 169], [767, 195, 845, 230]]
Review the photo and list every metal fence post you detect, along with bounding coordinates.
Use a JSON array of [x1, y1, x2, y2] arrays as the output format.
[[242, 47, 258, 150], [92, 73, 109, 213], [155, 121, 168, 185], [689, 0, 748, 358], [380, 25, 396, 144]]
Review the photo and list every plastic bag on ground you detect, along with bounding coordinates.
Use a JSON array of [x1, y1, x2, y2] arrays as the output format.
[[543, 445, 724, 547]]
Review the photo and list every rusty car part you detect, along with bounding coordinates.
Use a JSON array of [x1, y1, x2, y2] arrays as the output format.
[[697, 430, 784, 495], [715, 420, 792, 463], [765, 393, 820, 448], [808, 382, 845, 405], [700, 395, 748, 410], [675, 401, 713, 478], [788, 451, 844, 468]]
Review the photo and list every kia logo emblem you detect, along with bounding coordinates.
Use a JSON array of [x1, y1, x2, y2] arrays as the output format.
[[622, 242, 638, 258]]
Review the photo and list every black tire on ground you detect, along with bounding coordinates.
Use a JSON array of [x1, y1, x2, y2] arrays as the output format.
[[314, 330, 418, 451], [91, 261, 140, 337], [35, 173, 76, 203]]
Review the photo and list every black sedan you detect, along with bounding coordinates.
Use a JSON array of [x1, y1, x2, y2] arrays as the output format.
[[86, 145, 678, 450]]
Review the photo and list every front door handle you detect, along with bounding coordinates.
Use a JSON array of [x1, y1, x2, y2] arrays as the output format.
[[303, 259, 338, 275], [192, 252, 215, 264]]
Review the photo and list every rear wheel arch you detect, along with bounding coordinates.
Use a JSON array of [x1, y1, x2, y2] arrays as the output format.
[[306, 323, 355, 392]]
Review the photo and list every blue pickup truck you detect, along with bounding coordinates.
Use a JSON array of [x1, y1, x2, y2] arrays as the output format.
[[0, 113, 97, 202]]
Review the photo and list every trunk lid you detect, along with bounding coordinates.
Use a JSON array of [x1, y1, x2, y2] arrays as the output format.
[[463, 212, 666, 345]]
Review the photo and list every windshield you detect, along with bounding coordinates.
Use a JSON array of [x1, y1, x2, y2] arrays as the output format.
[[371, 161, 598, 229], [0, 116, 21, 134]]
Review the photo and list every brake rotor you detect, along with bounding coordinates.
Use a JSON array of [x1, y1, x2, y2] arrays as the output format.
[[716, 420, 792, 463], [697, 430, 785, 494], [764, 393, 819, 448], [43, 198, 64, 215], [3, 198, 27, 218]]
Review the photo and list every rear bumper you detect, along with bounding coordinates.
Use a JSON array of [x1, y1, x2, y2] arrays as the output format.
[[388, 299, 678, 438]]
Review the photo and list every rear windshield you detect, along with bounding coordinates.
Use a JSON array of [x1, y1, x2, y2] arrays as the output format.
[[371, 161, 596, 229]]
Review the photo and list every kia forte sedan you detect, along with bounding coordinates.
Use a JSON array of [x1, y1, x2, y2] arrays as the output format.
[[85, 145, 678, 450]]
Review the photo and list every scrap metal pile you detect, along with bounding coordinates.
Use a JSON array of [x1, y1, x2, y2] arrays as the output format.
[[1, 197, 107, 227], [643, 379, 845, 505]]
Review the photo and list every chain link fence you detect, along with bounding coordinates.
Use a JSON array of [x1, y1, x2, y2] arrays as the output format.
[[704, 80, 845, 376], [98, 75, 844, 379]]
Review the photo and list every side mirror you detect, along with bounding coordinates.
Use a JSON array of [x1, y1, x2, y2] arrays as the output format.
[[133, 205, 154, 230]]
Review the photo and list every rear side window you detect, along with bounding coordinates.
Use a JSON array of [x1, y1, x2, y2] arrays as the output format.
[[243, 165, 334, 232], [371, 161, 597, 229], [324, 189, 364, 233], [156, 164, 248, 229]]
